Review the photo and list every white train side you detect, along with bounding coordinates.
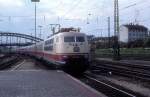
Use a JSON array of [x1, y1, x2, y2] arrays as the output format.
[[18, 30, 90, 74]]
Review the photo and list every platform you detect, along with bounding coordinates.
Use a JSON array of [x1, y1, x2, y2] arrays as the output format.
[[0, 70, 103, 97]]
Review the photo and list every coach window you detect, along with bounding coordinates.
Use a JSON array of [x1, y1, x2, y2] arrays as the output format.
[[45, 38, 54, 45], [44, 45, 53, 51], [64, 36, 75, 42], [45, 40, 50, 45], [50, 38, 54, 44], [76, 36, 85, 42]]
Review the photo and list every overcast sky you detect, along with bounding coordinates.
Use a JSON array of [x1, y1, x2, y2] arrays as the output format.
[[0, 0, 150, 39]]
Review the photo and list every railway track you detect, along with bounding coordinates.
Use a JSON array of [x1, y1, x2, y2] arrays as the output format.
[[81, 73, 146, 97], [90, 62, 150, 82], [10, 60, 26, 70], [94, 59, 150, 71], [0, 55, 21, 70], [9, 57, 54, 71]]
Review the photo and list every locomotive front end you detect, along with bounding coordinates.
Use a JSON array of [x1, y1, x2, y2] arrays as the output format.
[[56, 32, 90, 74]]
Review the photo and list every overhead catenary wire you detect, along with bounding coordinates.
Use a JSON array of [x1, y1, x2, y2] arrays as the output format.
[[62, 0, 83, 18], [119, 0, 150, 16], [120, 0, 149, 10], [1, 0, 150, 35]]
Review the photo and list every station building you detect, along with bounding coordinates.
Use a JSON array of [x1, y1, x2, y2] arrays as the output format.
[[119, 24, 148, 43]]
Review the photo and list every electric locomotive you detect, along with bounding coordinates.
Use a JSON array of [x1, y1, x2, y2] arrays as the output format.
[[18, 28, 90, 74]]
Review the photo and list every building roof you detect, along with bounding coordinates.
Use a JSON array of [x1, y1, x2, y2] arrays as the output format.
[[123, 24, 148, 32], [92, 36, 114, 41]]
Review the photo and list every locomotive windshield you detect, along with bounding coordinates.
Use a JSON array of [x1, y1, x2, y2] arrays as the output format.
[[64, 36, 75, 42], [76, 36, 85, 42], [64, 36, 85, 42]]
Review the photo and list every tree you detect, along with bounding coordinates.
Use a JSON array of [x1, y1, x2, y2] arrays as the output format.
[[127, 39, 144, 48]]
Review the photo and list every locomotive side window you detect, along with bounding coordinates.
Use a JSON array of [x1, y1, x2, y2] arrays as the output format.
[[56, 37, 59, 42], [76, 36, 85, 42], [64, 36, 75, 42]]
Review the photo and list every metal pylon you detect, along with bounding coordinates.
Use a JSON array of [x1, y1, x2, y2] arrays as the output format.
[[114, 0, 119, 36], [113, 0, 120, 60]]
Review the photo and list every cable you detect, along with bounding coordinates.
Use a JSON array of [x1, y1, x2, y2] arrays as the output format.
[[121, 0, 149, 10], [63, 0, 83, 17], [0, 15, 46, 20], [121, 3, 137, 10], [54, 0, 64, 10]]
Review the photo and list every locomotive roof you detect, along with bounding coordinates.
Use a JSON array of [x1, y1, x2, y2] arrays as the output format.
[[44, 32, 86, 42], [49, 31, 85, 37]]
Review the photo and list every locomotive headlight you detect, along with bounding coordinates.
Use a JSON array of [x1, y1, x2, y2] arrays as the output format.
[[73, 47, 80, 52], [63, 55, 68, 59]]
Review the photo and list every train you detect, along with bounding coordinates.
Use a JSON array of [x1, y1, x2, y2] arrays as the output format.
[[17, 28, 90, 74]]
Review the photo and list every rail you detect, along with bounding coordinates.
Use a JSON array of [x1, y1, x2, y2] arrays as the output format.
[[90, 61, 150, 82], [0, 56, 20, 70], [83, 74, 137, 97]]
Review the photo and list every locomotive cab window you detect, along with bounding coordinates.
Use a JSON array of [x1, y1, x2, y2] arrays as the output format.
[[64, 36, 75, 42], [76, 36, 85, 42]]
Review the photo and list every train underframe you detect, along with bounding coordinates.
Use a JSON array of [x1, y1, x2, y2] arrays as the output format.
[[61, 55, 89, 75], [19, 52, 89, 74]]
